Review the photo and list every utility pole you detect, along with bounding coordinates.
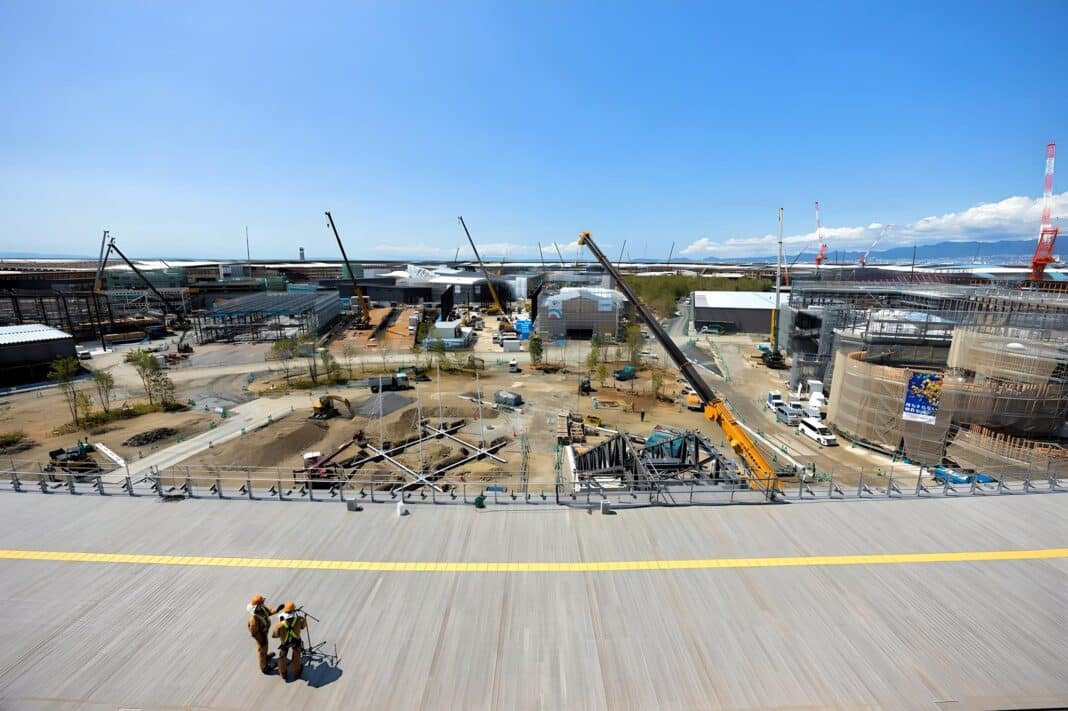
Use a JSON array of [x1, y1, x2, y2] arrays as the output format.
[[772, 208, 783, 353], [245, 226, 251, 264]]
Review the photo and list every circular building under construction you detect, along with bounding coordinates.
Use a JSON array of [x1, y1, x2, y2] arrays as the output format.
[[825, 288, 1068, 479]]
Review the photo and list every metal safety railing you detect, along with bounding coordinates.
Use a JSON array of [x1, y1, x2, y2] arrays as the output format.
[[1, 463, 1063, 508]]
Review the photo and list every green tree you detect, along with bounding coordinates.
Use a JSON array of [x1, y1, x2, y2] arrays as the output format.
[[125, 350, 160, 406], [269, 337, 299, 383], [48, 356, 81, 425], [528, 332, 543, 364], [650, 368, 664, 399], [340, 343, 357, 379], [625, 325, 644, 366], [91, 370, 115, 413], [586, 339, 600, 371], [74, 390, 94, 422], [148, 368, 176, 405], [596, 362, 608, 387], [430, 338, 446, 367]]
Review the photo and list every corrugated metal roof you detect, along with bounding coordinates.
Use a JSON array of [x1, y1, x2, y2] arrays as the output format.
[[0, 324, 73, 345], [692, 291, 776, 310]]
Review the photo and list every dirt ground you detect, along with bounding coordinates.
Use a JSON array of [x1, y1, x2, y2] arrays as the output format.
[[197, 356, 711, 489], [0, 385, 214, 467]]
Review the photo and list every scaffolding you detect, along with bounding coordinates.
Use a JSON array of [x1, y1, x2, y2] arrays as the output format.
[[824, 285, 1068, 467]]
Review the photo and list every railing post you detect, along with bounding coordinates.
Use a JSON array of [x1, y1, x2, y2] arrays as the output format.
[[308, 482, 314, 501], [125, 475, 134, 496], [95, 474, 104, 495], [277, 478, 283, 500], [10, 472, 20, 493], [856, 470, 864, 498], [67, 472, 76, 495], [185, 475, 193, 498], [215, 477, 223, 498], [246, 476, 253, 500]]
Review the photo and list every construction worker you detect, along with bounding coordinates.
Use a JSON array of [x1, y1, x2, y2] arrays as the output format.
[[247, 595, 283, 674], [272, 601, 306, 681]]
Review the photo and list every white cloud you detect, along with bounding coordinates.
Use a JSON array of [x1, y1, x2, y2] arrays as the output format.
[[680, 192, 1068, 257]]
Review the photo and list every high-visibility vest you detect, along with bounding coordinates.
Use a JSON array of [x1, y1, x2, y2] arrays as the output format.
[[280, 616, 301, 644]]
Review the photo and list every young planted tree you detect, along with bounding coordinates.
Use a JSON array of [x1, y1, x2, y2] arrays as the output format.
[[74, 390, 94, 423], [596, 362, 608, 388], [91, 370, 115, 414], [269, 337, 299, 384], [48, 356, 81, 426], [528, 332, 544, 365], [148, 368, 176, 406], [430, 338, 447, 368], [340, 343, 357, 379], [125, 350, 160, 406], [625, 325, 644, 367], [586, 340, 600, 372], [650, 368, 665, 399]]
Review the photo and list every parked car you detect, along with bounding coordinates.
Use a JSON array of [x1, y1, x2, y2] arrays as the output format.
[[774, 401, 801, 425], [799, 417, 837, 446], [930, 467, 994, 485], [613, 365, 637, 381]]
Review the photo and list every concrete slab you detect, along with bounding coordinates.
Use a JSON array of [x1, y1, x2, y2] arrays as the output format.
[[0, 494, 1064, 709]]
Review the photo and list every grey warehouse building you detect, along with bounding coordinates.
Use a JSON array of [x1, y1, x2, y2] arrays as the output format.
[[691, 291, 776, 334], [0, 324, 76, 387]]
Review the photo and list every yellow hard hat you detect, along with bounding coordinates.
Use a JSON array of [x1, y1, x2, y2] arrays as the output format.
[[283, 601, 296, 613], [250, 594, 264, 605]]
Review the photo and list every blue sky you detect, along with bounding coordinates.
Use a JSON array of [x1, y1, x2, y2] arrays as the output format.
[[1, 1, 1065, 260]]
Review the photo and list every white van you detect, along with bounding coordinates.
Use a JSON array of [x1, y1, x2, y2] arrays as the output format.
[[799, 417, 837, 446]]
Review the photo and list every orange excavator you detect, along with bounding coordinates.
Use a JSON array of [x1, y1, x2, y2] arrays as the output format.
[[577, 231, 782, 497]]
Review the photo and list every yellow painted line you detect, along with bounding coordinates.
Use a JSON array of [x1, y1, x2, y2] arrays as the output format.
[[0, 547, 1064, 573]]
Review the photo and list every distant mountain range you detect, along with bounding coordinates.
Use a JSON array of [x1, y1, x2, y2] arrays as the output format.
[[0, 238, 1049, 265], [670, 239, 1043, 264]]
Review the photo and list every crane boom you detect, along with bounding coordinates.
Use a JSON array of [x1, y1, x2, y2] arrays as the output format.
[[576, 231, 780, 496], [859, 224, 892, 267], [1031, 141, 1058, 280], [325, 211, 371, 328], [457, 216, 504, 314]]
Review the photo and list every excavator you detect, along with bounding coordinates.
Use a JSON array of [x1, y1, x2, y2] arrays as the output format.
[[309, 394, 353, 420], [576, 231, 782, 497], [326, 211, 373, 329]]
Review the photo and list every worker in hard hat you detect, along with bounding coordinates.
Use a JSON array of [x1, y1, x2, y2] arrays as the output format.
[[247, 595, 283, 674], [272, 601, 306, 681]]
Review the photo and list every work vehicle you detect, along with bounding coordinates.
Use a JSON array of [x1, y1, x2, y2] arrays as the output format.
[[508, 358, 521, 373], [45, 442, 100, 478], [767, 391, 783, 408], [774, 401, 801, 425], [369, 373, 411, 393], [577, 231, 781, 496], [801, 404, 823, 420], [799, 417, 837, 446], [310, 395, 352, 420], [578, 376, 592, 394], [613, 364, 637, 381], [76, 348, 92, 360], [930, 467, 995, 485], [494, 390, 523, 407]]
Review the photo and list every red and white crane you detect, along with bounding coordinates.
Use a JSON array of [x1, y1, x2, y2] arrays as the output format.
[[859, 224, 893, 267], [814, 200, 828, 266], [1030, 141, 1058, 280]]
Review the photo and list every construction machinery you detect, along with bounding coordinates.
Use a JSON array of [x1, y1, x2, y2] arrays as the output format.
[[858, 224, 892, 268], [325, 211, 373, 329], [457, 216, 506, 318], [94, 232, 193, 351], [762, 208, 787, 370], [577, 231, 782, 497], [1031, 141, 1059, 281], [310, 395, 353, 420], [45, 441, 100, 478]]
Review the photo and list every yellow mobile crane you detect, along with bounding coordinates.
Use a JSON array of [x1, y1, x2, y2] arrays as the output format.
[[576, 231, 782, 496], [457, 216, 508, 320]]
